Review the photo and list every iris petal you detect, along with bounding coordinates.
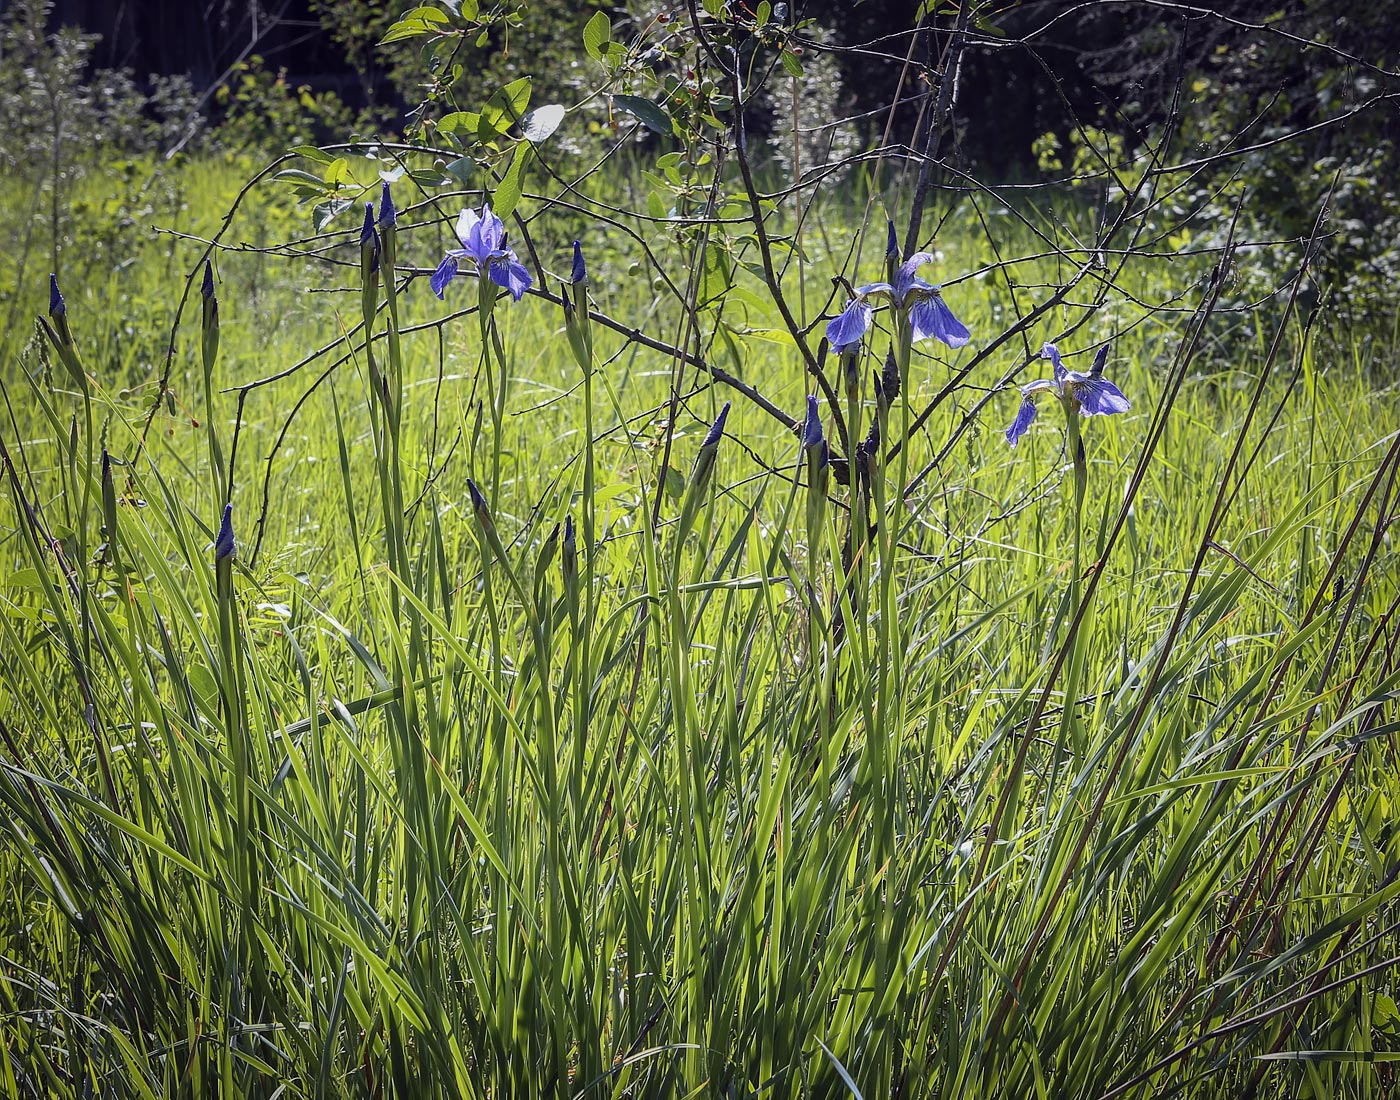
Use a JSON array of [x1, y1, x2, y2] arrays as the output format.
[[910, 295, 970, 347], [1006, 398, 1038, 446], [826, 299, 873, 351], [430, 255, 459, 299], [1074, 378, 1131, 416], [894, 252, 936, 300], [455, 208, 481, 248], [1041, 342, 1067, 382], [489, 256, 533, 301]]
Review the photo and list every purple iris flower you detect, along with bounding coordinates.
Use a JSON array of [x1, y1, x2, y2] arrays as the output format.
[[49, 273, 65, 318], [201, 260, 215, 300], [824, 252, 969, 352], [826, 293, 876, 353], [571, 241, 587, 285], [894, 253, 970, 347], [378, 182, 397, 230], [702, 401, 731, 448], [801, 394, 824, 451], [360, 203, 380, 273], [215, 503, 236, 562], [431, 204, 532, 302], [1006, 342, 1130, 446]]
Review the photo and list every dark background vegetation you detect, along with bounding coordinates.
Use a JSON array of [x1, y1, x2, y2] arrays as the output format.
[[9, 1, 1400, 321], [43, 0, 1400, 177]]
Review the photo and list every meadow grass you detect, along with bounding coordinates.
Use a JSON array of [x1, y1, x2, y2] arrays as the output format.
[[1, 153, 1399, 1099]]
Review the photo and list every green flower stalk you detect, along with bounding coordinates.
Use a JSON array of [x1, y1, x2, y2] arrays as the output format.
[[41, 274, 86, 394], [676, 401, 730, 549], [563, 241, 593, 367], [1006, 342, 1130, 755]]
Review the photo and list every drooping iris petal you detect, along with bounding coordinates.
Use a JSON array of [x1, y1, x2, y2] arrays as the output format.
[[489, 256, 532, 301], [1041, 342, 1066, 382], [909, 293, 970, 347], [826, 298, 873, 352], [430, 255, 459, 299], [1005, 398, 1038, 446], [1073, 377, 1131, 416]]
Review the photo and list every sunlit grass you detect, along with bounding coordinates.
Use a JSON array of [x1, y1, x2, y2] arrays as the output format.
[[1, 153, 1398, 1099]]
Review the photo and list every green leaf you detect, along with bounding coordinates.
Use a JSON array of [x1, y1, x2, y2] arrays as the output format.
[[583, 11, 610, 60], [4, 568, 46, 592], [780, 49, 803, 78], [436, 111, 475, 135], [443, 156, 476, 185], [312, 197, 355, 232], [379, 7, 450, 45], [663, 465, 685, 502], [492, 142, 530, 219], [479, 77, 532, 140], [323, 158, 354, 186], [613, 94, 672, 136], [273, 168, 331, 190], [520, 104, 565, 142], [288, 145, 334, 164]]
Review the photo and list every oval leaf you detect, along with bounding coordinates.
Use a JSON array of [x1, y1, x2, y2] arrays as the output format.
[[521, 103, 566, 142], [584, 10, 610, 60], [613, 94, 672, 136]]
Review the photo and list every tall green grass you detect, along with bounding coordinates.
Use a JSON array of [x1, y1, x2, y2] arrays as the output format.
[[1, 156, 1399, 1100]]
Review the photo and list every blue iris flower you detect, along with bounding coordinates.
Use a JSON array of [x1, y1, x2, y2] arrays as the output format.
[[378, 182, 397, 230], [201, 260, 215, 300], [824, 251, 970, 352], [215, 503, 236, 562], [430, 204, 532, 302], [571, 240, 587, 285], [49, 273, 65, 318], [801, 395, 828, 469], [702, 401, 731, 448], [1006, 342, 1130, 447], [360, 203, 380, 274]]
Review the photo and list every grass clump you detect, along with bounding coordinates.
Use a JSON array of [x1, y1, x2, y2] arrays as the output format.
[[1, 154, 1399, 1100]]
